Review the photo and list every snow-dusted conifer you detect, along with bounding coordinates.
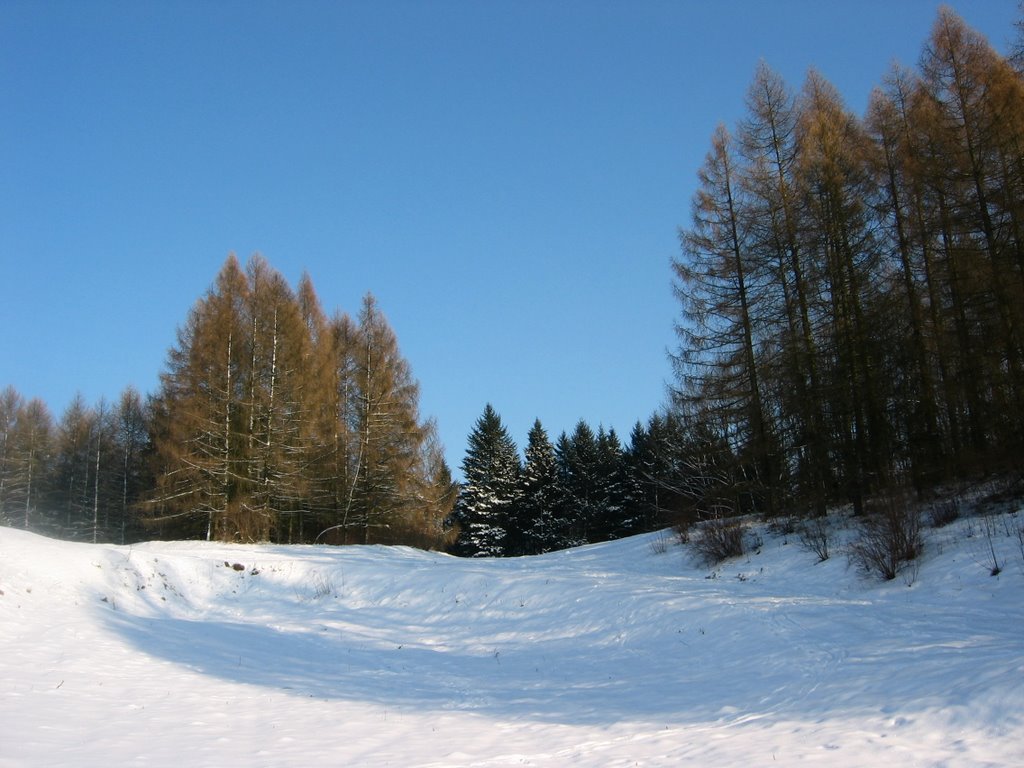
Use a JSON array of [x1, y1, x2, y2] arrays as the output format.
[[556, 421, 602, 545], [514, 419, 565, 554], [593, 426, 626, 540], [451, 404, 520, 557]]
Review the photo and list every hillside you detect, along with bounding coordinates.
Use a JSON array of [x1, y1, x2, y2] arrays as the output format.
[[1, 510, 1022, 767]]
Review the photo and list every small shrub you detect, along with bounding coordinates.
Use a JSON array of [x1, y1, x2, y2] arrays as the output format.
[[691, 517, 745, 566], [927, 499, 960, 528], [798, 517, 833, 562], [674, 519, 692, 546], [748, 529, 763, 553], [648, 531, 671, 555], [980, 514, 1004, 576], [848, 501, 922, 581], [767, 516, 799, 536], [310, 572, 335, 600]]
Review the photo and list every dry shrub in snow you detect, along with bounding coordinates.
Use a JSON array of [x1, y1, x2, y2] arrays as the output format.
[[691, 517, 745, 566], [849, 500, 923, 581], [927, 499, 960, 528], [648, 531, 671, 555], [798, 517, 833, 562]]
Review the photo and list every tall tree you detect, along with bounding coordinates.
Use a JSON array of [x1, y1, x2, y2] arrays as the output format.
[[866, 68, 948, 487], [514, 419, 565, 555], [398, 425, 458, 550], [151, 254, 251, 540], [312, 312, 361, 543], [7, 398, 52, 531], [345, 294, 436, 545], [670, 8, 1024, 514], [592, 426, 627, 540], [294, 272, 337, 541], [240, 256, 310, 541], [113, 386, 150, 544], [556, 420, 601, 545], [0, 386, 23, 525], [451, 404, 520, 557], [674, 122, 778, 517], [739, 62, 829, 514], [920, 8, 1024, 461], [52, 394, 96, 537], [87, 398, 119, 543], [794, 70, 889, 512]]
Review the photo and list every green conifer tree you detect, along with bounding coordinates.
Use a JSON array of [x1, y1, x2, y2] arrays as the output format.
[[514, 419, 564, 554], [451, 404, 520, 557]]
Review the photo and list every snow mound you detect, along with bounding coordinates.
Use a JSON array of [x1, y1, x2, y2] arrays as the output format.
[[1, 513, 1022, 767]]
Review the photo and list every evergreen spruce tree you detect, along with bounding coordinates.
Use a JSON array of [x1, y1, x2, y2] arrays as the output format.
[[515, 419, 565, 554], [620, 421, 653, 534], [555, 421, 599, 545], [451, 404, 520, 557], [593, 426, 626, 540], [622, 412, 696, 531]]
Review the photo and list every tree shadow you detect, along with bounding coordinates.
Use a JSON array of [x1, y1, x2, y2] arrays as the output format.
[[102, 606, 701, 726], [99, 543, 1020, 731]]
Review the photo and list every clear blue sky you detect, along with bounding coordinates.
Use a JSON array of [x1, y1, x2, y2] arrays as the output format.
[[1, 1, 1018, 474]]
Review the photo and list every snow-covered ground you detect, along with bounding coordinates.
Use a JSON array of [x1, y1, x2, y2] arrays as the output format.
[[1, 510, 1022, 767]]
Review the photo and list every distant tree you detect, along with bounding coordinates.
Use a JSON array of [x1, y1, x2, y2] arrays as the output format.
[[739, 62, 829, 515], [51, 394, 96, 537], [918, 8, 1024, 463], [451, 404, 520, 557], [151, 254, 251, 541], [795, 70, 890, 513], [555, 420, 601, 545], [6, 398, 52, 531], [240, 256, 310, 541], [344, 294, 440, 545], [113, 387, 150, 544], [591, 426, 626, 540], [293, 272, 337, 542], [149, 257, 447, 547], [673, 121, 779, 518], [398, 426, 459, 550], [87, 398, 120, 543], [302, 311, 360, 543], [1013, 2, 1024, 73], [0, 386, 23, 525], [514, 419, 565, 554], [620, 421, 655, 533], [865, 67, 948, 488]]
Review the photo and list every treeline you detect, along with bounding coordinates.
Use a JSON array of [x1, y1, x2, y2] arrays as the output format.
[[447, 404, 693, 556], [672, 9, 1024, 519], [0, 255, 456, 546], [0, 386, 150, 543]]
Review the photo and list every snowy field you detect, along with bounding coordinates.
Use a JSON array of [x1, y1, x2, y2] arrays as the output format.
[[1, 511, 1022, 767]]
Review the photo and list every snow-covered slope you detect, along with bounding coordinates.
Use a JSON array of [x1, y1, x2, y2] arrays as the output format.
[[1, 513, 1021, 767]]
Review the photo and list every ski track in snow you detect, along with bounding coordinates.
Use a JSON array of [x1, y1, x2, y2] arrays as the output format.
[[0, 513, 1022, 767]]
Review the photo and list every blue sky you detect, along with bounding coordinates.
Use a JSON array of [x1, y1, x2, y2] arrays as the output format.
[[1, 1, 1018, 473]]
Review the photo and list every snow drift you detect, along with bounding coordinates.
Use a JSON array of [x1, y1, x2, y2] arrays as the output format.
[[1, 511, 1022, 767]]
